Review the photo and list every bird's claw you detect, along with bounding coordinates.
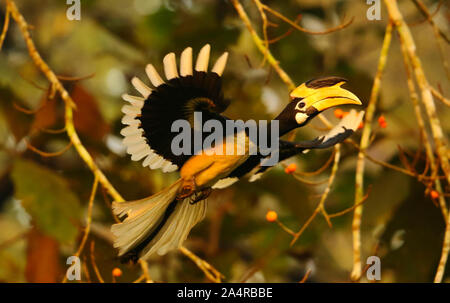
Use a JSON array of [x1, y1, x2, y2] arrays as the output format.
[[177, 179, 196, 200], [189, 188, 212, 205]]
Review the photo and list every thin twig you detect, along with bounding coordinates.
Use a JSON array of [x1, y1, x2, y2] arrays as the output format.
[[412, 0, 450, 80], [132, 274, 146, 283], [81, 256, 91, 283], [13, 100, 45, 114], [292, 174, 329, 186], [239, 235, 281, 283], [0, 231, 27, 250], [261, 4, 354, 35], [435, 199, 450, 283], [409, 0, 443, 27], [77, 202, 96, 256], [252, 0, 270, 66], [62, 175, 99, 283], [57, 73, 95, 82], [268, 14, 302, 44], [299, 269, 312, 283], [347, 139, 443, 182], [291, 145, 341, 246], [328, 190, 370, 219], [412, 0, 450, 44], [40, 125, 66, 134], [179, 246, 224, 283], [18, 72, 48, 91], [231, 0, 295, 90], [89, 241, 104, 283], [26, 140, 73, 158], [0, 4, 10, 50], [295, 149, 335, 177], [351, 21, 393, 282], [430, 86, 450, 107], [275, 220, 296, 236], [139, 259, 153, 283], [397, 145, 416, 173]]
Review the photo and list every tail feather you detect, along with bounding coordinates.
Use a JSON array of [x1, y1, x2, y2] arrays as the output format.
[[111, 180, 182, 254], [111, 179, 207, 261], [152, 198, 207, 256]]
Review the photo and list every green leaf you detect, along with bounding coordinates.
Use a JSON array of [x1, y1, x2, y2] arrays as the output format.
[[11, 158, 81, 244]]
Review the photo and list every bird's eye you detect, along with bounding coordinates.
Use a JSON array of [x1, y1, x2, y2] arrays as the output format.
[[298, 102, 305, 108]]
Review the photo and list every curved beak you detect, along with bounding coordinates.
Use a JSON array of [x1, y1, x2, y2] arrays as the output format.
[[291, 79, 362, 112], [308, 85, 362, 112]]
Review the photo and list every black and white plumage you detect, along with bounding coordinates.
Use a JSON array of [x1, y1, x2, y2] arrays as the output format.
[[112, 179, 207, 259], [247, 110, 365, 182], [212, 110, 365, 186], [115, 45, 234, 261], [120, 46, 364, 185], [121, 44, 229, 172], [113, 44, 364, 262]]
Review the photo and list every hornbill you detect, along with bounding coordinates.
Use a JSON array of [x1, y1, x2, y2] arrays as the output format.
[[112, 44, 364, 262]]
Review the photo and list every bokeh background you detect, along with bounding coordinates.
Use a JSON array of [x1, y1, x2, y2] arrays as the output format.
[[0, 0, 449, 282]]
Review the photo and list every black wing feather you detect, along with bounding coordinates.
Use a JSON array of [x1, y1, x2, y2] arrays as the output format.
[[138, 71, 229, 168]]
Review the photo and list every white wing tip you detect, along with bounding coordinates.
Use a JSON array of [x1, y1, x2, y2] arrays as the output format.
[[145, 63, 164, 87], [212, 177, 239, 189], [180, 47, 193, 76], [131, 77, 151, 98], [163, 52, 179, 80], [195, 44, 211, 72], [201, 43, 211, 51], [211, 52, 229, 76], [249, 173, 263, 182]]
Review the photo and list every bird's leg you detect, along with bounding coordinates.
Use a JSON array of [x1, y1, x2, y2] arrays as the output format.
[[177, 177, 196, 200], [189, 188, 212, 205]]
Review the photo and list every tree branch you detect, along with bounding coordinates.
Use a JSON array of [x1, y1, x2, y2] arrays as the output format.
[[351, 21, 393, 282], [384, 0, 450, 283]]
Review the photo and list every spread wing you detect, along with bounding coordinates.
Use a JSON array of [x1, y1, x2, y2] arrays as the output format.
[[121, 45, 230, 172]]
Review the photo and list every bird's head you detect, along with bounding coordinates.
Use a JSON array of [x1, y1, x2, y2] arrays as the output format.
[[274, 77, 362, 133]]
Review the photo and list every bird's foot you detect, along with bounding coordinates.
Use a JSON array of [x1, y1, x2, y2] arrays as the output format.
[[177, 179, 196, 200], [189, 188, 212, 205]]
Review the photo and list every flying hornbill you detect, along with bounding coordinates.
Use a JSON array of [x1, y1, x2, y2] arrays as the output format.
[[112, 44, 364, 263]]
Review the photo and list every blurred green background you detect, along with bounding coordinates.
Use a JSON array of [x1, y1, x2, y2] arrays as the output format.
[[0, 0, 449, 282]]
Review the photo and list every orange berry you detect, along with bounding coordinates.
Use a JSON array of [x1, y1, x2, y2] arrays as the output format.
[[112, 268, 122, 277], [430, 190, 439, 199], [334, 109, 344, 119], [358, 122, 364, 129], [266, 210, 278, 222], [284, 163, 297, 174], [378, 115, 387, 128]]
